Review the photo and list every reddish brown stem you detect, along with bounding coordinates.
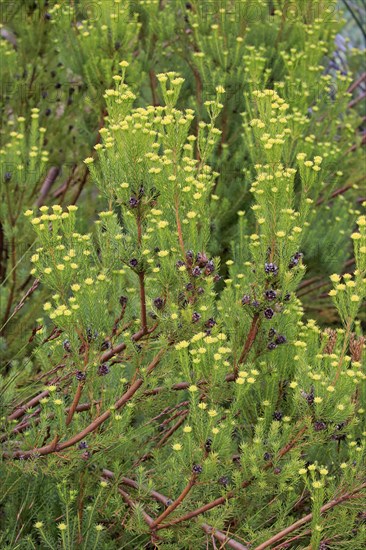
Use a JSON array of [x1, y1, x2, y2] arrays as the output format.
[[65, 382, 84, 426], [254, 483, 366, 550], [233, 313, 260, 378], [138, 271, 148, 333], [151, 475, 196, 528]]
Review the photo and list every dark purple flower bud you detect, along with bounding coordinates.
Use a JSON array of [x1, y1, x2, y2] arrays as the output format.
[[119, 295, 128, 307], [75, 371, 86, 381], [267, 342, 277, 351], [264, 308, 274, 319], [205, 438, 212, 452], [100, 340, 111, 351], [205, 260, 215, 275], [275, 335, 286, 345], [314, 421, 327, 432], [265, 262, 278, 275], [294, 251, 303, 260], [319, 542, 330, 550], [213, 274, 221, 283], [98, 363, 110, 376], [197, 287, 205, 295], [81, 451, 90, 460], [205, 318, 216, 328], [273, 411, 283, 421], [263, 452, 272, 461], [153, 297, 164, 310], [129, 258, 138, 268], [241, 294, 251, 305], [284, 293, 291, 301], [44, 12, 51, 20], [265, 289, 277, 301], [301, 387, 314, 405], [192, 266, 201, 277], [274, 467, 281, 474], [186, 282, 194, 291], [78, 441, 88, 449], [63, 339, 71, 352], [218, 476, 229, 487], [128, 196, 139, 208], [4, 172, 12, 182], [176, 260, 185, 269], [192, 464, 203, 474], [138, 185, 144, 198], [196, 252, 208, 267], [268, 328, 277, 338], [192, 312, 201, 323], [154, 247, 160, 253], [252, 300, 260, 308]]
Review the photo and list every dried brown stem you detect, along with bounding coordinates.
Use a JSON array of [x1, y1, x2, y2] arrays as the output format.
[[151, 475, 197, 528]]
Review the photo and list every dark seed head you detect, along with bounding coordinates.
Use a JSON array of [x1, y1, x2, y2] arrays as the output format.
[[218, 476, 229, 487], [274, 467, 281, 474], [192, 312, 201, 323], [119, 295, 128, 307], [205, 438, 212, 452], [75, 371, 86, 381], [128, 196, 139, 208], [265, 262, 278, 275], [192, 266, 201, 277], [273, 411, 283, 421], [265, 289, 277, 301], [205, 260, 215, 275], [192, 464, 203, 474], [284, 293, 291, 301], [267, 342, 277, 350], [197, 286, 205, 295], [196, 252, 208, 267], [129, 258, 138, 268], [153, 297, 164, 310], [275, 335, 286, 345], [205, 318, 216, 328], [186, 282, 194, 291], [252, 300, 260, 308], [78, 441, 88, 449], [241, 294, 251, 305], [314, 421, 327, 432], [176, 260, 185, 269], [263, 452, 272, 461], [98, 363, 110, 376], [100, 340, 111, 351], [63, 339, 71, 352], [4, 172, 11, 182], [264, 308, 274, 319], [268, 328, 277, 338]]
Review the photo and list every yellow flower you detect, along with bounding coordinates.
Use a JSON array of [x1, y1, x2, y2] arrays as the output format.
[[57, 523, 67, 531], [71, 284, 80, 292], [319, 468, 328, 475], [95, 524, 105, 531], [351, 232, 361, 240], [329, 273, 339, 282], [172, 443, 182, 451], [43, 302, 52, 311], [208, 409, 218, 417], [85, 278, 93, 285], [157, 250, 169, 257], [56, 264, 65, 271], [188, 385, 198, 392], [100, 481, 108, 488], [198, 403, 207, 410], [312, 481, 323, 489], [298, 468, 307, 475], [350, 295, 360, 302], [84, 157, 94, 164], [183, 426, 192, 433], [187, 211, 197, 219], [119, 60, 129, 67]]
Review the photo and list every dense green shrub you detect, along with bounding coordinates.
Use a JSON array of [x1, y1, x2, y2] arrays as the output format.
[[0, 1, 365, 549]]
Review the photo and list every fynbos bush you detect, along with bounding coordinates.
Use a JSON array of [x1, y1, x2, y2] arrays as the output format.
[[1, 73, 365, 549]]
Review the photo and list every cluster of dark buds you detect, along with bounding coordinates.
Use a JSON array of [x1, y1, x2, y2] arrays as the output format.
[[205, 318, 216, 328], [75, 371, 87, 381], [182, 250, 216, 278], [78, 441, 88, 450], [264, 289, 276, 300], [128, 196, 139, 209], [264, 307, 274, 319], [273, 411, 283, 421], [289, 251, 303, 269], [100, 340, 111, 351], [267, 329, 287, 350], [265, 262, 279, 276], [192, 312, 201, 323], [263, 452, 272, 461], [98, 363, 110, 376], [129, 258, 139, 269], [192, 464, 203, 474]]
